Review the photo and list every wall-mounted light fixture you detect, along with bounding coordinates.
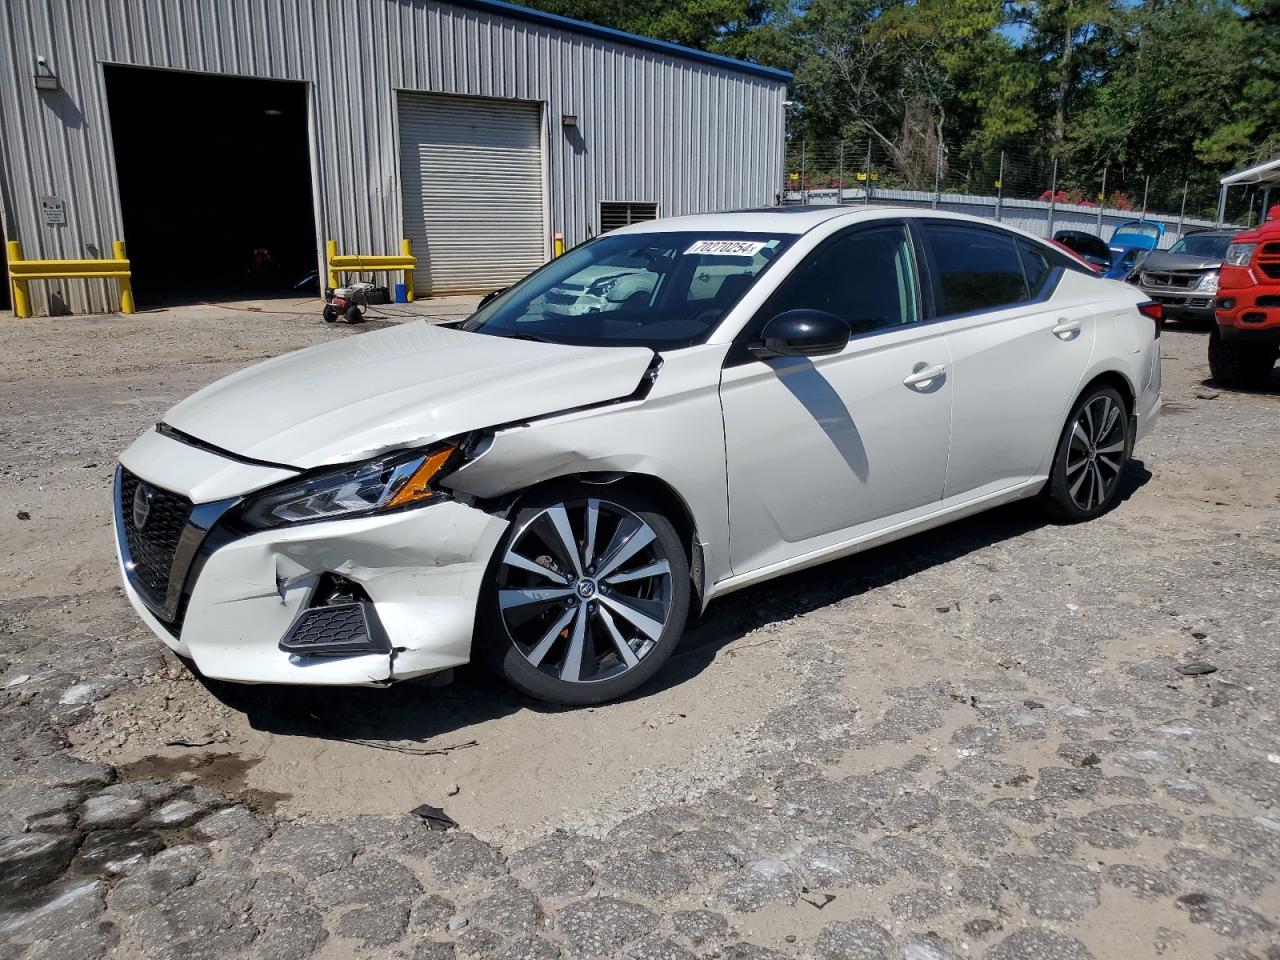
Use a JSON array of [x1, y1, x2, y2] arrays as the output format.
[[561, 114, 579, 128], [34, 55, 59, 91]]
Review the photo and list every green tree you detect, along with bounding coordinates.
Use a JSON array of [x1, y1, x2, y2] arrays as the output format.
[[1197, 0, 1280, 169], [524, 0, 1274, 204], [791, 0, 1003, 185], [1005, 0, 1117, 153], [1060, 0, 1256, 212]]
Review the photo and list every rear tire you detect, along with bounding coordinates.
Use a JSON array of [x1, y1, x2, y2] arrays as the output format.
[[322, 304, 337, 323], [1208, 327, 1278, 389], [1041, 384, 1131, 522], [476, 483, 690, 706], [344, 304, 364, 324]]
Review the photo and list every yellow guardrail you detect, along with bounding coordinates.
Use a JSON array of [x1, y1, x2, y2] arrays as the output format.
[[326, 239, 416, 301], [7, 239, 134, 318]]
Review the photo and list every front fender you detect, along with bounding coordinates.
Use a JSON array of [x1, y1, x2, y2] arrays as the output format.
[[444, 344, 733, 589]]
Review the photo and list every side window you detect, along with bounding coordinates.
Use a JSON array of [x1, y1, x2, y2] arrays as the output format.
[[1017, 240, 1056, 298], [760, 224, 920, 336], [923, 223, 1030, 316]]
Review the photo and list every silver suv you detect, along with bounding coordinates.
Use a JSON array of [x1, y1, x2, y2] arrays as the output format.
[[1130, 230, 1236, 324]]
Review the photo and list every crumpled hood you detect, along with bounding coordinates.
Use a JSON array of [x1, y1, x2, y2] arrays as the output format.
[[163, 322, 656, 469], [1137, 251, 1223, 272]]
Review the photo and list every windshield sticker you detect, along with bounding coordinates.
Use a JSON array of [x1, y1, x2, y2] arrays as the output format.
[[684, 239, 768, 257]]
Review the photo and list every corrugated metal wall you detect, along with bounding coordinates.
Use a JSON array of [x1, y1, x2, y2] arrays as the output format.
[[0, 0, 787, 314]]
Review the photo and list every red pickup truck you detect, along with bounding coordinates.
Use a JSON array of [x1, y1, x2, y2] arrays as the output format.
[[1212, 205, 1280, 388]]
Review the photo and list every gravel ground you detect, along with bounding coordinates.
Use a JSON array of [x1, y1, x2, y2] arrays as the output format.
[[0, 302, 1278, 960]]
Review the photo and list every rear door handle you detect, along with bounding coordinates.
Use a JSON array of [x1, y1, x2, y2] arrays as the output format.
[[1052, 318, 1082, 339], [903, 363, 946, 387]]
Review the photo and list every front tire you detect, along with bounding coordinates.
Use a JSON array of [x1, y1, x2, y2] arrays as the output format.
[[1041, 385, 1131, 522], [476, 484, 690, 706], [1208, 327, 1278, 389]]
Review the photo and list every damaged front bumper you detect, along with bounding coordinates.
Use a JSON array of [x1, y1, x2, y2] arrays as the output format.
[[114, 432, 508, 687]]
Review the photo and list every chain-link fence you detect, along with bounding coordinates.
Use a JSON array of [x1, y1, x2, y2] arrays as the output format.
[[782, 140, 1256, 245]]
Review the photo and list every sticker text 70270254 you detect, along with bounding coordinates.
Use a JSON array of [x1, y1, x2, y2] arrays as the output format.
[[684, 239, 767, 257]]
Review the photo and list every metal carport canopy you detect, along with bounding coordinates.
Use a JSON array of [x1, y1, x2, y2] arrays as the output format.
[[1217, 155, 1280, 224]]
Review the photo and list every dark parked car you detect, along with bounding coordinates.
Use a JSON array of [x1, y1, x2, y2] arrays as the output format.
[[1129, 230, 1236, 324], [1053, 230, 1112, 272]]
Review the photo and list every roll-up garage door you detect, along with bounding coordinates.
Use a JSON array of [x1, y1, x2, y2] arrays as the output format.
[[398, 92, 546, 295]]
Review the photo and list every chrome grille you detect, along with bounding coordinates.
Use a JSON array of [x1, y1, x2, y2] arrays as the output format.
[[1141, 271, 1200, 289]]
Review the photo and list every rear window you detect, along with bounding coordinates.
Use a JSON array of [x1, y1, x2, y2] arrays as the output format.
[[1111, 222, 1162, 251], [923, 223, 1030, 316]]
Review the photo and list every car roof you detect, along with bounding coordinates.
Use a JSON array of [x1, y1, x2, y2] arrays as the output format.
[[609, 205, 1054, 239]]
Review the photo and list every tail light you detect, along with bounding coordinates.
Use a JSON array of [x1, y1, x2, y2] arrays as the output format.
[[1137, 301, 1163, 337]]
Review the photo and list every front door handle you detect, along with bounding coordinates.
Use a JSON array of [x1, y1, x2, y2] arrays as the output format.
[[903, 363, 947, 387], [1052, 318, 1083, 339]]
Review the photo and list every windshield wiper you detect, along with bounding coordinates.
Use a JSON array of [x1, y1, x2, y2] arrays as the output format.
[[504, 332, 555, 343]]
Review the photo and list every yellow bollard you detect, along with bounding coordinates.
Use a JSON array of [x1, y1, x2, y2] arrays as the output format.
[[401, 238, 414, 302], [7, 240, 30, 318], [326, 239, 338, 289], [113, 240, 135, 314], [553, 232, 565, 258]]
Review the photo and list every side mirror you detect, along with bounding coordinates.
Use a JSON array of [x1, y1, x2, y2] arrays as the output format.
[[750, 309, 850, 359], [477, 287, 507, 309]]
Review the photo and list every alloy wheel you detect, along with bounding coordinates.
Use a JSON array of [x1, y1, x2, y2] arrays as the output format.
[[496, 498, 673, 684], [1066, 394, 1126, 511]]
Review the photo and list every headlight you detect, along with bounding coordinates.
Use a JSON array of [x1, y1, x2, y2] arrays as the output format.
[[240, 444, 457, 528], [1225, 243, 1255, 266], [588, 278, 617, 297], [1196, 272, 1220, 293]]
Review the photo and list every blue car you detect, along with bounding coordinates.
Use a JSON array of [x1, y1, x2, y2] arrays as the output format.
[[1105, 220, 1165, 279]]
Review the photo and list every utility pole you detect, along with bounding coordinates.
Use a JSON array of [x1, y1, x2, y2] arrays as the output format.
[[864, 140, 872, 206], [932, 141, 942, 209], [1097, 166, 1107, 234], [1046, 156, 1059, 237], [994, 151, 1005, 222], [800, 142, 807, 204], [1140, 175, 1149, 222], [1176, 181, 1188, 239], [838, 141, 845, 205]]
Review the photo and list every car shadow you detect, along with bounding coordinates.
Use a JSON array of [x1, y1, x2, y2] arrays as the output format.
[[197, 460, 1152, 740], [1163, 319, 1213, 335], [643, 457, 1152, 700], [1201, 371, 1280, 396], [770, 357, 869, 480]]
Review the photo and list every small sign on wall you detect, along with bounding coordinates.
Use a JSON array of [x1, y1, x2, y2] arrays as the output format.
[[40, 195, 65, 226]]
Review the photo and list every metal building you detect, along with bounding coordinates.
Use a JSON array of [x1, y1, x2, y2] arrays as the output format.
[[0, 0, 788, 315]]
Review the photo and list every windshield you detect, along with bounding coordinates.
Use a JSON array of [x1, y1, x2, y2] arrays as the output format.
[[460, 232, 794, 348], [1111, 221, 1162, 248], [1167, 234, 1232, 260]]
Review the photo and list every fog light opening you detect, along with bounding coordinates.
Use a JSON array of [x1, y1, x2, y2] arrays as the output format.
[[279, 573, 390, 657], [311, 572, 370, 608]]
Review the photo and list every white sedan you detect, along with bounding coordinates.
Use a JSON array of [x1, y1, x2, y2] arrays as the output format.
[[114, 208, 1162, 704]]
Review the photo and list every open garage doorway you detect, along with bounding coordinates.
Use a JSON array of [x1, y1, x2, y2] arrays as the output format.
[[104, 66, 317, 306]]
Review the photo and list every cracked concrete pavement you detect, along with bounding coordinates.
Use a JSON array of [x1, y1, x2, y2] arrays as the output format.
[[0, 301, 1277, 960]]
